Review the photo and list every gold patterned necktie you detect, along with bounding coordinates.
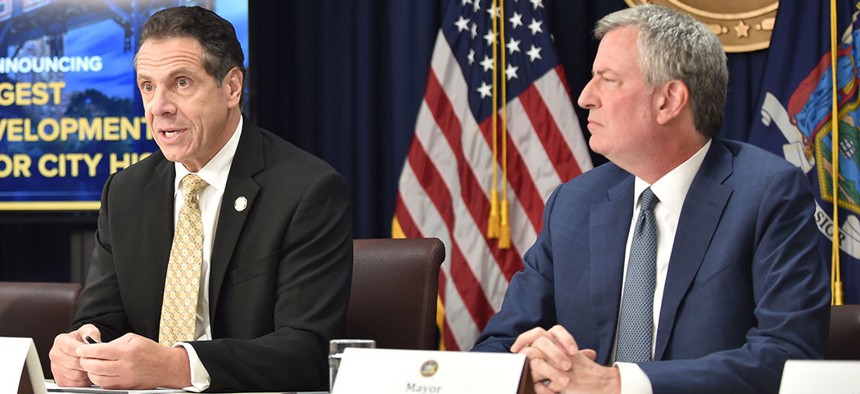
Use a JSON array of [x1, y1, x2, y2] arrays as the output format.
[[158, 173, 208, 346]]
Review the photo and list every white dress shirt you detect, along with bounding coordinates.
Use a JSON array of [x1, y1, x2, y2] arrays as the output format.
[[615, 139, 711, 394], [172, 117, 243, 392]]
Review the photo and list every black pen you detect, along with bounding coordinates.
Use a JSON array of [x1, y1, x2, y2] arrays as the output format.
[[84, 335, 99, 344]]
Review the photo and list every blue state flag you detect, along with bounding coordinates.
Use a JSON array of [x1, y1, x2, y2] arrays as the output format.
[[749, 0, 860, 303]]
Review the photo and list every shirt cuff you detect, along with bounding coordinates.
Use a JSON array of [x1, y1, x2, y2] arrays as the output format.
[[176, 343, 211, 392], [615, 362, 653, 394]]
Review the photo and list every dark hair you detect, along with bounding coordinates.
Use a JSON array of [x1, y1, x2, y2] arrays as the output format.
[[135, 6, 245, 102]]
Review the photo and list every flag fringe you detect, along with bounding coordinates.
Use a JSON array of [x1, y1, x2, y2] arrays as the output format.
[[488, 190, 500, 238], [499, 198, 511, 248], [436, 296, 446, 350]]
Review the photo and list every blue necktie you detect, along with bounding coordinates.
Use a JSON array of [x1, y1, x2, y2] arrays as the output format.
[[616, 187, 659, 363]]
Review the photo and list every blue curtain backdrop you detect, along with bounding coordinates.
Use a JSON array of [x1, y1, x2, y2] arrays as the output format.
[[248, 0, 767, 239], [1, 0, 769, 280]]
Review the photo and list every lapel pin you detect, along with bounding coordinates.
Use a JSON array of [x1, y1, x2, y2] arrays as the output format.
[[234, 196, 248, 212]]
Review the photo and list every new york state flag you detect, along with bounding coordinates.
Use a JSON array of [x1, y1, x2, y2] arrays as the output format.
[[750, 0, 860, 303]]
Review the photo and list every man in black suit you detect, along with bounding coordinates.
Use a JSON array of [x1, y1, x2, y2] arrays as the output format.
[[48, 6, 352, 392]]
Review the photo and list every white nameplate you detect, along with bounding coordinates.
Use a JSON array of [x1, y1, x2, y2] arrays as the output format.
[[332, 348, 531, 394], [780, 360, 860, 393], [0, 337, 47, 394]]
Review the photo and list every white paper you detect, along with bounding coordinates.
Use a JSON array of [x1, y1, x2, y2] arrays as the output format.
[[332, 348, 526, 394], [45, 383, 316, 393], [780, 360, 860, 394], [44, 381, 186, 393], [0, 337, 47, 394]]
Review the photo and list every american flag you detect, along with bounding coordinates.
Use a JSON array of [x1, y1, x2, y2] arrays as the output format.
[[393, 0, 592, 350]]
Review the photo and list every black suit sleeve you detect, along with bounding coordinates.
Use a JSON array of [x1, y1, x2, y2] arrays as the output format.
[[70, 172, 133, 340]]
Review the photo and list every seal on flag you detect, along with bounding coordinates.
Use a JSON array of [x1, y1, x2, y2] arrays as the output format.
[[759, 4, 860, 259]]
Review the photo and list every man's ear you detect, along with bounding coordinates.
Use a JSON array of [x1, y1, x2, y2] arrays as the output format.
[[654, 80, 689, 125], [225, 67, 244, 108]]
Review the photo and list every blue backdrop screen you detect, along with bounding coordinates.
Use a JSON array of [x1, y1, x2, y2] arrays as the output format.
[[0, 0, 249, 210]]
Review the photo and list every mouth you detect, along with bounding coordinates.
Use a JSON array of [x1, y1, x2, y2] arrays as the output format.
[[158, 127, 186, 139]]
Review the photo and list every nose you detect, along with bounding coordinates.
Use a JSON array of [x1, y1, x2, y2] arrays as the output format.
[[577, 78, 597, 110], [147, 87, 176, 117]]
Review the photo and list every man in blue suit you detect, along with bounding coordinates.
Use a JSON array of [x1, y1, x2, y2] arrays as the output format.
[[471, 5, 830, 394]]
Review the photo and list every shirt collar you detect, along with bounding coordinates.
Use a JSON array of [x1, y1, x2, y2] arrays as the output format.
[[174, 116, 243, 196], [634, 139, 711, 211]]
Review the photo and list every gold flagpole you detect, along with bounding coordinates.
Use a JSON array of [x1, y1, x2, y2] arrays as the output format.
[[499, 0, 511, 249], [487, 0, 501, 239], [830, 0, 844, 305]]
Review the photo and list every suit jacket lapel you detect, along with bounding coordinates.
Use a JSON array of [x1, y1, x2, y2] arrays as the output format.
[[654, 141, 733, 360], [144, 155, 175, 333], [208, 120, 263, 319], [590, 177, 634, 364]]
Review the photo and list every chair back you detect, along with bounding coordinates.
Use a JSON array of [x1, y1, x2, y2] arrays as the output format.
[[828, 304, 860, 360], [346, 238, 445, 350], [0, 281, 81, 378]]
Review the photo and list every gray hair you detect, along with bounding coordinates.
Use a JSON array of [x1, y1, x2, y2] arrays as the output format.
[[595, 5, 727, 138]]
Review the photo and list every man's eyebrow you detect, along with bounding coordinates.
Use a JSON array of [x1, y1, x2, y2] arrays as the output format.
[[136, 67, 196, 82], [592, 69, 619, 78]]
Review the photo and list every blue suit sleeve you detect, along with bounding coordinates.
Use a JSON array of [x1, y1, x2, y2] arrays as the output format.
[[472, 185, 563, 352]]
